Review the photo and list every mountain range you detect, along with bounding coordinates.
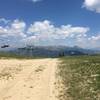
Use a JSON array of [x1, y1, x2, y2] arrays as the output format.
[[1, 45, 98, 57]]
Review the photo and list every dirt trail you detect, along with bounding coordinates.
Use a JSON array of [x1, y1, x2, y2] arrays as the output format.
[[0, 58, 58, 100]]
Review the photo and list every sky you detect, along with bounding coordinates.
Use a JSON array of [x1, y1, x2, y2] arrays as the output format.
[[0, 0, 100, 49]]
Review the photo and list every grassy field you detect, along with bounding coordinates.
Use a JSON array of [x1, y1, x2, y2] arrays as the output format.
[[0, 52, 47, 59], [57, 55, 100, 100]]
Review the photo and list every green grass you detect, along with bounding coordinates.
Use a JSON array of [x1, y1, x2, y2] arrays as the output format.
[[0, 52, 48, 59], [58, 55, 100, 100]]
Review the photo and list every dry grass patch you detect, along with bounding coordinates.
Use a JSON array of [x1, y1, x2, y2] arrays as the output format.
[[57, 56, 100, 100]]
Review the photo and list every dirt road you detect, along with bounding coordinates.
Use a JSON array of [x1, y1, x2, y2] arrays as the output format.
[[0, 58, 58, 100]]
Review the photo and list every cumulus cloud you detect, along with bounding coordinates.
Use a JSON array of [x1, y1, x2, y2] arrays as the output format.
[[0, 19, 26, 38], [88, 34, 100, 41], [0, 18, 10, 24], [27, 20, 89, 41], [0, 18, 100, 48], [83, 0, 100, 13]]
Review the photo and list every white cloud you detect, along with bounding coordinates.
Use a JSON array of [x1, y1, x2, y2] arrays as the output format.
[[0, 19, 26, 38], [83, 0, 100, 13], [0, 19, 100, 48], [11, 20, 26, 30], [76, 34, 100, 48], [88, 34, 100, 41], [28, 20, 54, 34], [58, 25, 89, 38], [0, 18, 10, 24], [27, 20, 89, 41], [31, 0, 42, 3]]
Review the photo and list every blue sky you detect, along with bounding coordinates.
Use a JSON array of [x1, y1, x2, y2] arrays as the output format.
[[0, 0, 100, 48]]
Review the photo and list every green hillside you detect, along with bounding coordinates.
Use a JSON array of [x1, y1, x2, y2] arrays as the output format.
[[58, 55, 100, 100]]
